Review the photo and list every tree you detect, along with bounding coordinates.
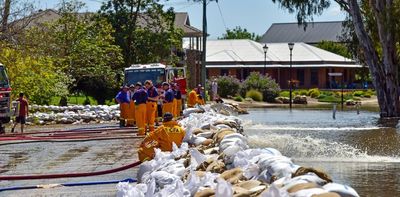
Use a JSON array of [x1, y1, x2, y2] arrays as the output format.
[[99, 0, 183, 67], [316, 40, 351, 59], [0, 42, 70, 105], [0, 0, 36, 41], [219, 26, 261, 41], [20, 1, 124, 104], [273, 0, 400, 117]]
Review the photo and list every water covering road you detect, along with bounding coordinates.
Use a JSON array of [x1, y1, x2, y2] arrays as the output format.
[[242, 108, 400, 197]]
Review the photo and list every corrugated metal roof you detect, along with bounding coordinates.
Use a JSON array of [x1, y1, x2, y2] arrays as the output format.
[[205, 39, 361, 68], [260, 21, 344, 44]]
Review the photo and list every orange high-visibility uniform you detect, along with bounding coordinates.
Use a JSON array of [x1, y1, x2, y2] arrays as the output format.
[[162, 102, 174, 116], [126, 100, 136, 126], [176, 99, 182, 116], [197, 96, 205, 105], [146, 102, 157, 132], [138, 121, 185, 162], [135, 103, 146, 135], [120, 103, 129, 120], [187, 90, 197, 108], [172, 98, 178, 117], [146, 86, 158, 132], [133, 88, 148, 135]]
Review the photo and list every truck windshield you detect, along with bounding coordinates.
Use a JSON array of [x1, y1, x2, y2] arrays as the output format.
[[125, 68, 165, 86], [0, 66, 9, 88]]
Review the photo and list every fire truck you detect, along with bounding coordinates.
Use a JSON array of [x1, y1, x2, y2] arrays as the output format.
[[124, 63, 187, 94], [0, 63, 12, 133]]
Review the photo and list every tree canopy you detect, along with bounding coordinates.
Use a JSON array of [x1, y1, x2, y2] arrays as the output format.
[[98, 0, 183, 67], [273, 0, 400, 117], [219, 26, 261, 41]]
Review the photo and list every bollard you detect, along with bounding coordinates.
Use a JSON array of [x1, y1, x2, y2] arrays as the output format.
[[356, 102, 360, 115], [333, 103, 337, 119]]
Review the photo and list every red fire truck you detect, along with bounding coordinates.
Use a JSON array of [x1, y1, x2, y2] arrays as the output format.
[[0, 63, 12, 133]]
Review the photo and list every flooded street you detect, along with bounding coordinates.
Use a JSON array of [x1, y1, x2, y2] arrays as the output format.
[[243, 108, 400, 197], [0, 124, 141, 196]]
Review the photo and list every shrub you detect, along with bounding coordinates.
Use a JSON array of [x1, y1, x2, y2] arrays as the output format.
[[246, 89, 263, 101], [307, 88, 320, 98], [294, 89, 308, 96], [321, 91, 334, 96], [215, 76, 241, 98], [363, 93, 372, 98], [240, 72, 281, 102], [353, 91, 364, 97], [308, 88, 321, 98], [317, 94, 326, 99], [318, 95, 340, 103], [233, 95, 244, 102], [279, 91, 290, 97]]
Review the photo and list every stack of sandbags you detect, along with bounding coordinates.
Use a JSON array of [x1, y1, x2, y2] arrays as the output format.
[[116, 103, 360, 197]]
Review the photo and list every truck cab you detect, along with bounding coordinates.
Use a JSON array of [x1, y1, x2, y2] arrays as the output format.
[[124, 63, 186, 92], [0, 64, 11, 133]]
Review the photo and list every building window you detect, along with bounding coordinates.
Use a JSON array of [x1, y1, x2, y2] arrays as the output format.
[[297, 69, 305, 86], [311, 69, 319, 86], [221, 69, 229, 76]]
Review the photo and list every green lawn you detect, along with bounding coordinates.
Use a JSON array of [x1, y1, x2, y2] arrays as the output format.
[[50, 96, 99, 106]]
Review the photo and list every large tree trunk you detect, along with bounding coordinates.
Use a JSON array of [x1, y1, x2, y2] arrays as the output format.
[[1, 0, 11, 34], [348, 0, 400, 117]]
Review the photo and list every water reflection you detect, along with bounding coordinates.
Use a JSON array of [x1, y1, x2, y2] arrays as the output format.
[[242, 108, 400, 196]]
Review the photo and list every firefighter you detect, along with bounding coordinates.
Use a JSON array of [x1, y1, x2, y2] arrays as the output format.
[[173, 83, 183, 117], [145, 80, 158, 132], [132, 82, 148, 135], [187, 88, 198, 108], [137, 112, 185, 162], [171, 83, 178, 118], [126, 85, 136, 126], [115, 86, 130, 127], [161, 82, 174, 115]]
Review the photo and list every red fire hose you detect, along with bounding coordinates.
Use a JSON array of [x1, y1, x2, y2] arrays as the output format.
[[0, 161, 142, 181]]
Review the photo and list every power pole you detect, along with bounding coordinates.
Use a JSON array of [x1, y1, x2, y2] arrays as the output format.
[[201, 0, 207, 89]]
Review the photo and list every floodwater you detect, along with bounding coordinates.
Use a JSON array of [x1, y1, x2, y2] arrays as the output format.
[[242, 108, 400, 197]]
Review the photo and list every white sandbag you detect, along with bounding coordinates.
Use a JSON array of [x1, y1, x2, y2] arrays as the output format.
[[116, 182, 147, 197], [150, 171, 181, 188], [260, 183, 290, 197], [216, 178, 233, 197], [190, 149, 207, 169], [323, 183, 360, 197]]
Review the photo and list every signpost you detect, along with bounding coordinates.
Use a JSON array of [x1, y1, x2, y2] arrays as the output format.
[[328, 72, 344, 110]]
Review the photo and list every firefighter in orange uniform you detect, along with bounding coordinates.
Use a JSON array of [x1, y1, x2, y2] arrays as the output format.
[[132, 82, 148, 135], [138, 112, 185, 162], [115, 86, 130, 127], [145, 80, 158, 132], [173, 84, 183, 117], [161, 82, 175, 115], [126, 85, 136, 126], [187, 89, 198, 108]]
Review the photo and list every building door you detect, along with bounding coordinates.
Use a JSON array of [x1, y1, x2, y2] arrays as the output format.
[[311, 69, 319, 87], [297, 69, 305, 87]]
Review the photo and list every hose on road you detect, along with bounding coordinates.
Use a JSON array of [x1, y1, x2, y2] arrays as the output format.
[[0, 178, 136, 192], [0, 161, 141, 181]]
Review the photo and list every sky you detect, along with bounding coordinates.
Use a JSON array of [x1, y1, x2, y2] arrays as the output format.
[[38, 0, 347, 39]]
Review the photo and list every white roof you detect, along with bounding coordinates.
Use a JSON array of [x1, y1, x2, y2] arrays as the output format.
[[205, 39, 361, 68]]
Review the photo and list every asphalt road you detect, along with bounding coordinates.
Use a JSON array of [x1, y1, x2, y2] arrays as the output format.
[[0, 124, 141, 196]]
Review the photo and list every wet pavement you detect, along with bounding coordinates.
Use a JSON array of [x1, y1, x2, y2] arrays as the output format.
[[0, 124, 141, 196]]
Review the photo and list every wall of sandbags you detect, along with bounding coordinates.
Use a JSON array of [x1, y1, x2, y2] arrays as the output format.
[[117, 104, 360, 197], [26, 105, 120, 125]]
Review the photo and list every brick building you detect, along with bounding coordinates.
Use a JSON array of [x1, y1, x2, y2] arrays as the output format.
[[206, 40, 361, 89]]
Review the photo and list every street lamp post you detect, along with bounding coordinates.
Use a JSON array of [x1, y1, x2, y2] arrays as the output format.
[[288, 42, 294, 110], [263, 44, 268, 75]]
